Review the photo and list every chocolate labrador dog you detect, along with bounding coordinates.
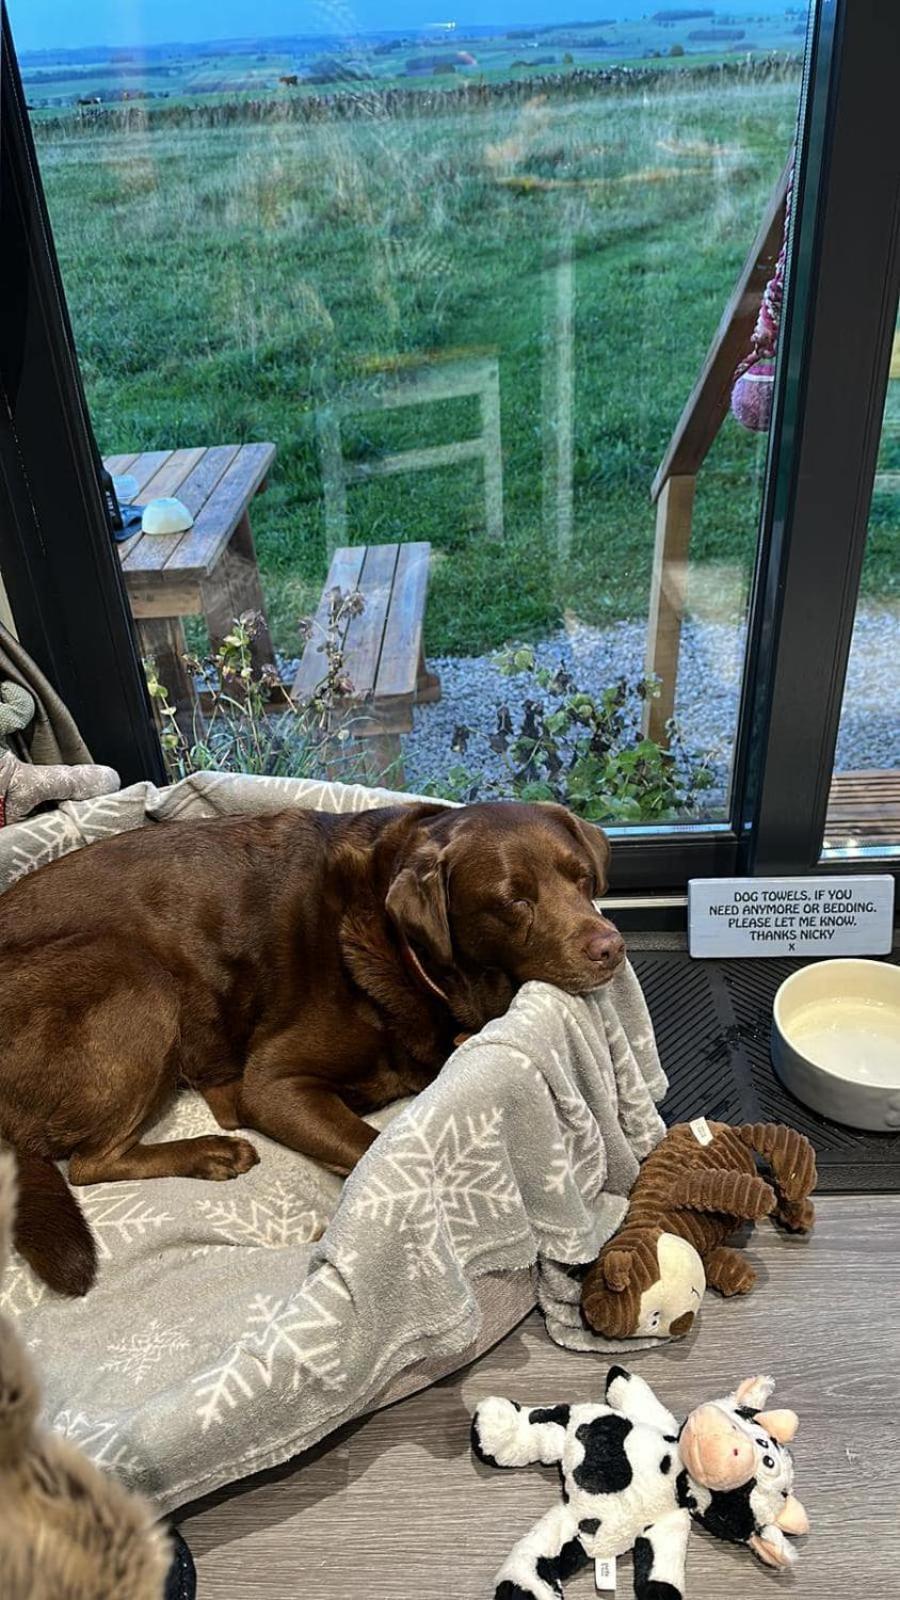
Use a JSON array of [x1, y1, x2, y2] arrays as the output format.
[[0, 800, 623, 1297]]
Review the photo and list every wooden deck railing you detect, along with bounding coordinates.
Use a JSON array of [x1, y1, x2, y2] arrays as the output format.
[[642, 162, 791, 742]]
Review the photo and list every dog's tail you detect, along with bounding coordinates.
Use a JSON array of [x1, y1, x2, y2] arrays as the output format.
[[7, 1149, 97, 1296]]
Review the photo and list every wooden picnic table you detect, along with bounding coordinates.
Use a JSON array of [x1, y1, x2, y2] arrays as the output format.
[[104, 443, 277, 736]]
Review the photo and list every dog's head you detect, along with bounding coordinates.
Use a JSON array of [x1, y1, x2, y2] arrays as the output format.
[[385, 801, 624, 996]]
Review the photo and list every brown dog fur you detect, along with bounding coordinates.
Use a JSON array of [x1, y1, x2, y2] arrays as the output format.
[[0, 1152, 171, 1600], [0, 800, 622, 1297]]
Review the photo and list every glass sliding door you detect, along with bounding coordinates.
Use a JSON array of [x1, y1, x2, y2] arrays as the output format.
[[823, 307, 900, 860], [7, 0, 813, 835], [7, 0, 897, 897]]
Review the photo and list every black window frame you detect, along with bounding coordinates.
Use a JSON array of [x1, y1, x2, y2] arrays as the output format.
[[0, 5, 165, 786], [0, 0, 897, 887]]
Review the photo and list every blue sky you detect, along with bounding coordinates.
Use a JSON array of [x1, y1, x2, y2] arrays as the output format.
[[12, 2, 787, 53]]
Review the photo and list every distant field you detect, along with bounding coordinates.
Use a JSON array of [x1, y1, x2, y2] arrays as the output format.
[[33, 62, 892, 664], [21, 16, 810, 110]]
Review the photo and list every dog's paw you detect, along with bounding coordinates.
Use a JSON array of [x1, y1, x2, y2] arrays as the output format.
[[188, 1136, 259, 1180]]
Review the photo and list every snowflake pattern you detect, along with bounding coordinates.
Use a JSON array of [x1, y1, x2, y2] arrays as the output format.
[[350, 1101, 518, 1279], [0, 1256, 47, 1317], [162, 1093, 220, 1139], [6, 811, 72, 883], [74, 1183, 173, 1261], [542, 1047, 605, 1203], [193, 1260, 353, 1431], [50, 1409, 143, 1477], [198, 1178, 327, 1249], [100, 1318, 196, 1386]]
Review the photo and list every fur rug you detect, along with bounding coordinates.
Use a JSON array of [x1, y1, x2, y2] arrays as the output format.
[[0, 1151, 171, 1599]]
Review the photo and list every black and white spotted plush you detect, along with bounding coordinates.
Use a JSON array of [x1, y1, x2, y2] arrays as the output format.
[[470, 1369, 808, 1600]]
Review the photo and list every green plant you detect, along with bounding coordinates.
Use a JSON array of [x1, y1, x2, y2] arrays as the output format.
[[424, 644, 717, 822], [145, 594, 366, 783]]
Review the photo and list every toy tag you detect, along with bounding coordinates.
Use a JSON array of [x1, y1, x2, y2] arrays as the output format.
[[595, 1556, 616, 1591], [690, 1117, 713, 1146]]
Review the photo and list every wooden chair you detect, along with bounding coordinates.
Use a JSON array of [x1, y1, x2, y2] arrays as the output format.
[[316, 351, 503, 557]]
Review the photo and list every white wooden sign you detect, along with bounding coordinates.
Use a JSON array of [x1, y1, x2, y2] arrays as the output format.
[[688, 875, 895, 959]]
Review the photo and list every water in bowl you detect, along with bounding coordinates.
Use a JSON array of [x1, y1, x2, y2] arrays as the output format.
[[788, 996, 900, 1087]]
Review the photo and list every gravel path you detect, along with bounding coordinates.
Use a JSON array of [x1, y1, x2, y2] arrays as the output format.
[[400, 605, 899, 796]]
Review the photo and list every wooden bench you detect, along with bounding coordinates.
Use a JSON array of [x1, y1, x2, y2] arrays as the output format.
[[105, 442, 277, 737], [292, 542, 441, 783]]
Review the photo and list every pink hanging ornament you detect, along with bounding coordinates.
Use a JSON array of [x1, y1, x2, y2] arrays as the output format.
[[731, 163, 794, 433]]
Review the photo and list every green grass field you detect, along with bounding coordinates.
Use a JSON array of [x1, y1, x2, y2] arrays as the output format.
[[33, 69, 896, 661]]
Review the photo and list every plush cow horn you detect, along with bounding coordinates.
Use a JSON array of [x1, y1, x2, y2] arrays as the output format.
[[776, 1495, 809, 1536], [756, 1408, 799, 1443], [734, 1375, 775, 1408]]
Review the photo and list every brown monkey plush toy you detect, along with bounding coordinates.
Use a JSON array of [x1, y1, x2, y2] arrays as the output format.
[[581, 1121, 817, 1340]]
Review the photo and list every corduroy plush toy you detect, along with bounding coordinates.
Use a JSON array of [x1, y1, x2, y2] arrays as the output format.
[[580, 1122, 817, 1339]]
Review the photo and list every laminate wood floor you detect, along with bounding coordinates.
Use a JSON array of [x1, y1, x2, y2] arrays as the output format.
[[180, 1195, 900, 1598]]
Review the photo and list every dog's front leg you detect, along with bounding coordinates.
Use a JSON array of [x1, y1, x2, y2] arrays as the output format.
[[239, 1039, 378, 1174]]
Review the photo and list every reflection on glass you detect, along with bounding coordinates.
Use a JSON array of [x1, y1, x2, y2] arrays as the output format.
[[13, 3, 810, 823], [824, 315, 900, 858]]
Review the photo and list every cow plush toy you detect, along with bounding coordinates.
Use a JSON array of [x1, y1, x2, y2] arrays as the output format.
[[471, 1368, 808, 1600]]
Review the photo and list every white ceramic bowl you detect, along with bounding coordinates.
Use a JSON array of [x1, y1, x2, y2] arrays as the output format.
[[772, 958, 900, 1131]]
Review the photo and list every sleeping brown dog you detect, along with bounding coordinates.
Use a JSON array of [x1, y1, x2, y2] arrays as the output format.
[[0, 800, 623, 1298]]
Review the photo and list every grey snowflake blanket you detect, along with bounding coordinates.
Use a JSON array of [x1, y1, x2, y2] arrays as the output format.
[[0, 773, 667, 1512]]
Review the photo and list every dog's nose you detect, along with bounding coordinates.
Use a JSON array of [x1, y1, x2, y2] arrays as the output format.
[[585, 929, 624, 967]]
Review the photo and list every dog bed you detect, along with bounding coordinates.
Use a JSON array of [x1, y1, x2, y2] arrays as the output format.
[[0, 773, 667, 1512]]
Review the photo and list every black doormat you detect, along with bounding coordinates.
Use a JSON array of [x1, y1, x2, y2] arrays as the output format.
[[631, 952, 900, 1192]]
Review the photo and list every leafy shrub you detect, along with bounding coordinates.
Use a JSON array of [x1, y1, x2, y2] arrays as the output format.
[[145, 594, 365, 783], [424, 645, 716, 823]]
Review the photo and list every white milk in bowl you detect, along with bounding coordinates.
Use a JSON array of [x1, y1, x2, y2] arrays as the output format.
[[788, 996, 900, 1087]]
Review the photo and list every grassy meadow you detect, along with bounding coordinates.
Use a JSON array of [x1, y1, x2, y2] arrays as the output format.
[[36, 67, 884, 664]]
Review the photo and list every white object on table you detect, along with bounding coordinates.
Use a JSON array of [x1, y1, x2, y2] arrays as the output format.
[[141, 497, 194, 536]]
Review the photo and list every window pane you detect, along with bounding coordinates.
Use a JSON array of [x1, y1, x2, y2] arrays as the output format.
[[12, 4, 811, 826], [823, 310, 900, 860]]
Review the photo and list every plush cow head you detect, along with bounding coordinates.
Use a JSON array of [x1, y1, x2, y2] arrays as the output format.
[[679, 1375, 809, 1568]]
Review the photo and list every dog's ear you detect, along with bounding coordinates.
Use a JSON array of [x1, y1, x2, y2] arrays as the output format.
[[543, 805, 612, 894], [386, 841, 453, 969]]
